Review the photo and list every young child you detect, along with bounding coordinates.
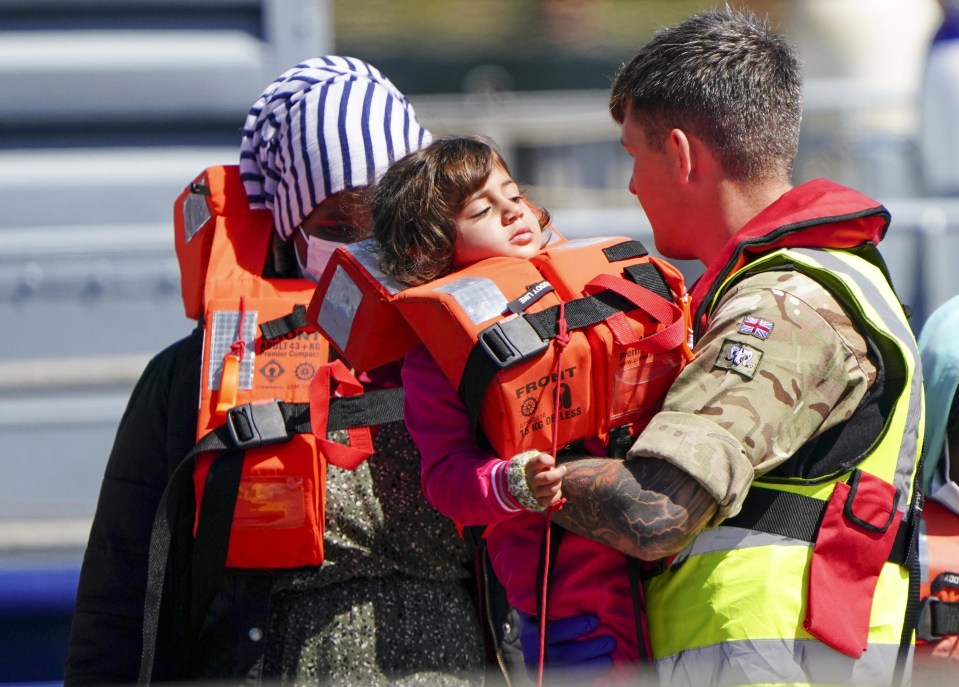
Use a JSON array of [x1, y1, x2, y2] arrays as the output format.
[[371, 136, 646, 677]]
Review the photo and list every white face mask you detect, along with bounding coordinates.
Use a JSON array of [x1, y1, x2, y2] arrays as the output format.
[[295, 227, 343, 282]]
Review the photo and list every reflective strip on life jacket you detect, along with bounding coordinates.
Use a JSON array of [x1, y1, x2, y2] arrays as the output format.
[[654, 636, 903, 687], [308, 237, 422, 373]]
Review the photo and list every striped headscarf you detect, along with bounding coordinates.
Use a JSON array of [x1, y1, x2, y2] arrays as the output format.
[[239, 56, 432, 240]]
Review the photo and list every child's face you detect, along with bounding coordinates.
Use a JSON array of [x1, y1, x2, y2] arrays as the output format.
[[451, 163, 543, 267]]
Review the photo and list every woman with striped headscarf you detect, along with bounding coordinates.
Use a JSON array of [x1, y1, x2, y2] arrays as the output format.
[[66, 58, 488, 687], [239, 56, 433, 281]]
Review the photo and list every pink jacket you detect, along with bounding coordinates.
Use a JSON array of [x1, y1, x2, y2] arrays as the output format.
[[402, 343, 641, 663]]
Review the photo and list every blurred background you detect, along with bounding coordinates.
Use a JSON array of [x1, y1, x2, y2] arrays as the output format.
[[2, 0, 959, 683]]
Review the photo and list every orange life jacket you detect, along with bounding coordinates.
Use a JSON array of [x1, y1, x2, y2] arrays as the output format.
[[309, 235, 692, 458], [175, 164, 332, 569], [915, 498, 959, 670], [305, 219, 566, 375], [140, 166, 406, 683]]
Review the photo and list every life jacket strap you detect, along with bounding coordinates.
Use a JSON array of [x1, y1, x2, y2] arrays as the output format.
[[623, 262, 674, 302], [721, 480, 919, 567], [139, 385, 405, 684], [601, 238, 649, 262], [324, 386, 406, 429], [258, 304, 310, 340], [625, 556, 653, 663], [224, 400, 290, 449], [188, 389, 405, 459], [458, 262, 677, 444], [917, 593, 959, 642]]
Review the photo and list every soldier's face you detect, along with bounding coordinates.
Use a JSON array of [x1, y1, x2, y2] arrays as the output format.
[[620, 114, 691, 260]]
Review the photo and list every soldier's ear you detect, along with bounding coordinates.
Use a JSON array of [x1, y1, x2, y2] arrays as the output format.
[[666, 128, 693, 184]]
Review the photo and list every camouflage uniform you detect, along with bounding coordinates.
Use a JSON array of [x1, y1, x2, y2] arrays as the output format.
[[629, 270, 877, 524]]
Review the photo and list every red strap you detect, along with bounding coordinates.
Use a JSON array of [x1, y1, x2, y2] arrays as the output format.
[[537, 303, 571, 687], [549, 303, 571, 459], [229, 295, 247, 360], [603, 311, 638, 347], [585, 273, 686, 353], [308, 360, 375, 470], [537, 513, 552, 687]]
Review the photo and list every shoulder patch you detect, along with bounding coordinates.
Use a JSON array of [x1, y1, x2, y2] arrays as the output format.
[[739, 315, 774, 340], [714, 338, 763, 379]]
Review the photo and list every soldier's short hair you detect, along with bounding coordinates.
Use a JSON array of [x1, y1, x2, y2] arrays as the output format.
[[609, 7, 802, 183]]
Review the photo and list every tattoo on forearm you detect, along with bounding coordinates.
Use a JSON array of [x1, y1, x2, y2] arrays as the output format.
[[551, 457, 717, 560]]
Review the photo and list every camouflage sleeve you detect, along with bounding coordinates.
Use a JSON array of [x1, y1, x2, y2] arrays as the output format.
[[629, 270, 876, 524]]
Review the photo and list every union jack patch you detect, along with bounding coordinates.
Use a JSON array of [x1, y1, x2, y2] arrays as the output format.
[[739, 315, 774, 340]]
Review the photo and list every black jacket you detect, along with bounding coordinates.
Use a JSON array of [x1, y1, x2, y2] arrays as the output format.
[[67, 330, 203, 684]]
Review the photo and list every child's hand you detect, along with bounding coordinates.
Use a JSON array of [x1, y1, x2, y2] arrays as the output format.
[[524, 451, 567, 510]]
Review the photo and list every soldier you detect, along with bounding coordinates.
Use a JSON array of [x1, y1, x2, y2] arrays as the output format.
[[525, 9, 925, 687]]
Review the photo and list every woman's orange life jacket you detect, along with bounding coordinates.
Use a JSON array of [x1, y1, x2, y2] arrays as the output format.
[[308, 235, 692, 459], [174, 165, 332, 569]]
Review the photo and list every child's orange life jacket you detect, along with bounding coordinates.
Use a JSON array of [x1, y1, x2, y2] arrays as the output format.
[[308, 235, 692, 458]]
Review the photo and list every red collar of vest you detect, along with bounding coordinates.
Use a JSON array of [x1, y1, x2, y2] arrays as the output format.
[[689, 178, 890, 327]]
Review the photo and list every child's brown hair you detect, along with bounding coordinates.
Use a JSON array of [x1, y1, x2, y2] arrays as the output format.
[[372, 135, 549, 286]]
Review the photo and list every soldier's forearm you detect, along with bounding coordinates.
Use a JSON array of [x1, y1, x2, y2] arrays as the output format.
[[552, 456, 718, 560]]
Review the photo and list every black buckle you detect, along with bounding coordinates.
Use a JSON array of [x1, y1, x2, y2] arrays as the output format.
[[477, 315, 549, 370], [226, 401, 289, 448], [917, 597, 942, 643]]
